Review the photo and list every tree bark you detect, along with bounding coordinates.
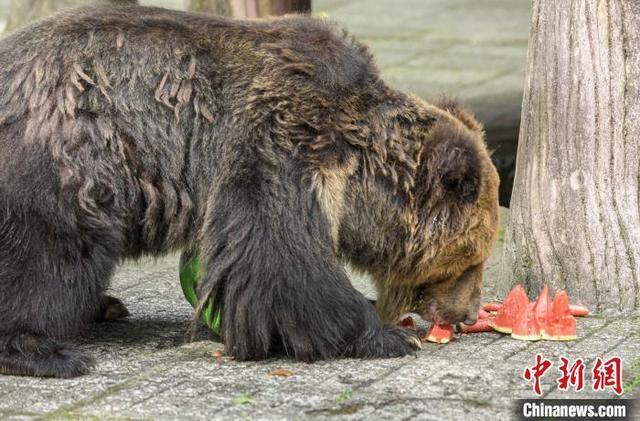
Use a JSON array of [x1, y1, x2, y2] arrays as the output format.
[[186, 0, 310, 18], [501, 0, 640, 313], [5, 0, 137, 33]]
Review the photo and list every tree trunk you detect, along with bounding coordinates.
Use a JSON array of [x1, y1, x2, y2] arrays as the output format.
[[5, 0, 137, 33], [501, 0, 640, 313], [186, 0, 310, 18]]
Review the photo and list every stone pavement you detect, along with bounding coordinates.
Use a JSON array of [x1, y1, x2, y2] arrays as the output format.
[[1, 208, 638, 420]]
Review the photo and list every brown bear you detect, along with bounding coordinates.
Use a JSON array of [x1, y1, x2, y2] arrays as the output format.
[[343, 98, 500, 326], [0, 6, 499, 378]]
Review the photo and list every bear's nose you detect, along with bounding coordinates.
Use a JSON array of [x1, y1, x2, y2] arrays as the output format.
[[463, 316, 477, 326]]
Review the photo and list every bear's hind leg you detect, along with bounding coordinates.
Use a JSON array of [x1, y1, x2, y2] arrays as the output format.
[[0, 209, 117, 377], [0, 330, 94, 378]]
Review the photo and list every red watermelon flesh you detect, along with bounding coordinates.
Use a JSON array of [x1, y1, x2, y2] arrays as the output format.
[[396, 312, 431, 337], [511, 302, 541, 341], [459, 318, 494, 333], [533, 285, 551, 335], [483, 302, 502, 312], [478, 309, 492, 319], [483, 298, 589, 317], [569, 304, 590, 317], [397, 314, 417, 330], [423, 323, 454, 343], [543, 290, 577, 341], [492, 285, 529, 334]]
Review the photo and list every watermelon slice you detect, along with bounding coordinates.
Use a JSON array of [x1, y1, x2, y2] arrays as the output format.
[[569, 304, 590, 317], [483, 298, 590, 317], [423, 323, 454, 343], [397, 314, 417, 330], [543, 290, 577, 341], [398, 311, 496, 341], [488, 285, 579, 341], [482, 302, 502, 312], [533, 285, 551, 335], [492, 285, 529, 334], [396, 312, 430, 335], [478, 309, 492, 320], [458, 318, 494, 333], [511, 302, 541, 341], [396, 286, 582, 343], [397, 313, 454, 343]]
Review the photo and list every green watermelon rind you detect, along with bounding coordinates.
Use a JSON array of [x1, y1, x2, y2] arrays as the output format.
[[179, 254, 222, 335]]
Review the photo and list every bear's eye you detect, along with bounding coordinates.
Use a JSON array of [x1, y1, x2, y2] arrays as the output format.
[[414, 280, 446, 302]]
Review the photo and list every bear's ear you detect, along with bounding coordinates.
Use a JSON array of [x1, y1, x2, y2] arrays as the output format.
[[439, 141, 482, 204], [433, 96, 484, 133], [416, 122, 482, 206]]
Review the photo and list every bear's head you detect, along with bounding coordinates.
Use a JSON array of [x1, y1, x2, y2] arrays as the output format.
[[338, 95, 500, 326]]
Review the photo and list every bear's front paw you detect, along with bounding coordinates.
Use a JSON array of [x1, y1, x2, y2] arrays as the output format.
[[95, 295, 130, 322], [380, 325, 422, 356], [349, 325, 421, 359]]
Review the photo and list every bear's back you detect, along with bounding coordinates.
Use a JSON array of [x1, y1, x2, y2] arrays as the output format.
[[0, 6, 379, 95], [0, 7, 387, 255]]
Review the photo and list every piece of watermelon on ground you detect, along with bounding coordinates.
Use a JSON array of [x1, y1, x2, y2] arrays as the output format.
[[478, 309, 492, 319], [483, 295, 590, 317], [492, 284, 529, 334], [543, 290, 577, 341], [511, 301, 541, 341], [569, 304, 590, 317], [532, 285, 551, 335], [483, 302, 502, 312], [459, 318, 494, 333], [423, 324, 454, 343]]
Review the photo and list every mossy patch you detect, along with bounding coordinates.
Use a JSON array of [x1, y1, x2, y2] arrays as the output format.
[[337, 389, 353, 402], [232, 393, 255, 405]]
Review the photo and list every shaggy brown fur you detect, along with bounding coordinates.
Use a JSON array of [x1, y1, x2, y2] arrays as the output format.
[[339, 98, 500, 324], [0, 6, 498, 378]]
